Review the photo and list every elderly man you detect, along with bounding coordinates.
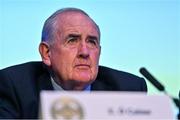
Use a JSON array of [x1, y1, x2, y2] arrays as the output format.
[[0, 8, 147, 118]]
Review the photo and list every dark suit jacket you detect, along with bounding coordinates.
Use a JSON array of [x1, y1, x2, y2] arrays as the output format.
[[0, 62, 147, 118]]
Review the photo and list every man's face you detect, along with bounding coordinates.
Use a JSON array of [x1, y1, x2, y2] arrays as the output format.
[[48, 12, 101, 90]]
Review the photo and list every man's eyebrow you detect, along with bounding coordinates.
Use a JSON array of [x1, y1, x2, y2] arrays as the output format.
[[88, 35, 99, 42], [88, 36, 97, 39], [64, 34, 81, 41], [67, 33, 81, 38]]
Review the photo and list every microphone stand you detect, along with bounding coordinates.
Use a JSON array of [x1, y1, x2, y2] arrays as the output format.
[[139, 67, 180, 119]]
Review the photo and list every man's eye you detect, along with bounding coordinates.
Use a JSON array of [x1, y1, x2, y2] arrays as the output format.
[[67, 37, 78, 43], [89, 39, 96, 44], [88, 39, 98, 47]]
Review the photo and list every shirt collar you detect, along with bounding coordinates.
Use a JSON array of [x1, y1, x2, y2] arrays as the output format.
[[50, 76, 64, 91]]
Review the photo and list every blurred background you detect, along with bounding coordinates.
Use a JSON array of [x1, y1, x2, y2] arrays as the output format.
[[0, 0, 179, 99]]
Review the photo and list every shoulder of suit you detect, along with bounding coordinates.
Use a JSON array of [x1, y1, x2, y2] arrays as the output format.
[[98, 65, 143, 81], [0, 61, 44, 73]]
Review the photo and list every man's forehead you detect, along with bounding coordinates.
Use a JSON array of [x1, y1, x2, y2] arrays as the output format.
[[53, 10, 100, 39], [56, 12, 98, 31]]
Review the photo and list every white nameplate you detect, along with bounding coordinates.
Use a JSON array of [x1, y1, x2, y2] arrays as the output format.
[[39, 91, 174, 120]]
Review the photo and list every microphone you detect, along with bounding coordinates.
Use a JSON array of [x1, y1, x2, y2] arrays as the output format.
[[139, 67, 165, 92], [139, 67, 180, 119]]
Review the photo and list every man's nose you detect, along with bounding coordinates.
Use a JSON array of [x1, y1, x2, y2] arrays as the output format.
[[77, 41, 90, 59]]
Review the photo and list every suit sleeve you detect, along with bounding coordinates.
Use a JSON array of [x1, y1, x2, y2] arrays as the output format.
[[0, 70, 20, 118]]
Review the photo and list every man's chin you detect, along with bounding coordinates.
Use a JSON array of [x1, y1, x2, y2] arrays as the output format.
[[73, 77, 92, 84], [71, 76, 94, 86], [73, 72, 91, 81]]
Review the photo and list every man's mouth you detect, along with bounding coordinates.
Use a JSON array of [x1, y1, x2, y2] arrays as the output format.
[[75, 64, 90, 69]]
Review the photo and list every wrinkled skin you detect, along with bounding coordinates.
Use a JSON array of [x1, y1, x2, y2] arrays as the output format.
[[39, 11, 101, 90]]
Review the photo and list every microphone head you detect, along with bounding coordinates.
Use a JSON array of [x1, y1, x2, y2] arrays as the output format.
[[139, 67, 165, 91]]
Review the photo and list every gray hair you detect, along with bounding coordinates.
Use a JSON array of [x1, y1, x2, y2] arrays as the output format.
[[41, 7, 100, 44]]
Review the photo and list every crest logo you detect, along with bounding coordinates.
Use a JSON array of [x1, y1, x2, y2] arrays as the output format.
[[51, 97, 84, 120]]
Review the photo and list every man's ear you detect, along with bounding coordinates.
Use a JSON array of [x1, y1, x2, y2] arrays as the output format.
[[39, 42, 51, 66], [99, 45, 101, 57]]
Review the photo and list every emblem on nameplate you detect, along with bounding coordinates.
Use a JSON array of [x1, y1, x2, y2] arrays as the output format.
[[51, 97, 84, 120]]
